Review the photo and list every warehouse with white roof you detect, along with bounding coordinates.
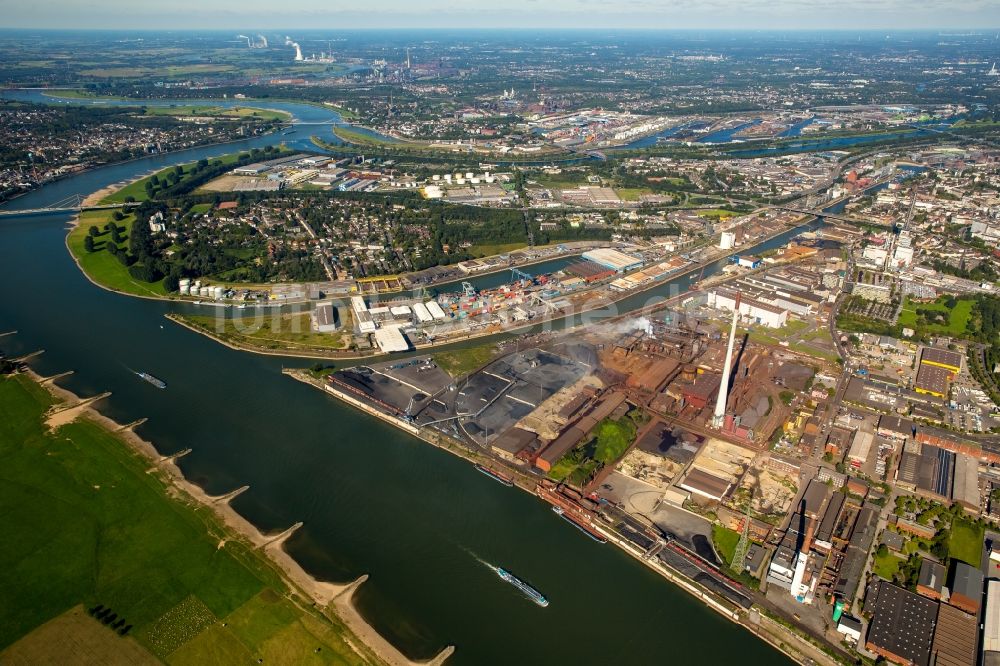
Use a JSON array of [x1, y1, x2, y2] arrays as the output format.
[[373, 326, 410, 353], [581, 248, 643, 273], [426, 301, 448, 320], [412, 302, 433, 323]]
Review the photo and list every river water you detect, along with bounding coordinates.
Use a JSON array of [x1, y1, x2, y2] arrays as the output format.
[[0, 93, 793, 665]]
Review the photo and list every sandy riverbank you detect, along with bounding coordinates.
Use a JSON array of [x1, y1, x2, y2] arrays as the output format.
[[26, 368, 453, 666], [80, 183, 122, 207]]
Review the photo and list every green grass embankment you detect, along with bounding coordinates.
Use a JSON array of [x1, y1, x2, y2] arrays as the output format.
[[101, 152, 251, 204], [67, 210, 168, 298], [0, 374, 372, 664]]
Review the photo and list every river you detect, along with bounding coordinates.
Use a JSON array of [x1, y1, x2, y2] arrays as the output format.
[[0, 94, 793, 665]]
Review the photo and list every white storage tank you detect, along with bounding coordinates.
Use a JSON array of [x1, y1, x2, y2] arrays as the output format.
[[213, 286, 224, 300], [200, 286, 212, 297]]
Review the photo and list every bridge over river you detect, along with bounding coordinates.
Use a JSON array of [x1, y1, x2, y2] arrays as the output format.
[[0, 193, 131, 217]]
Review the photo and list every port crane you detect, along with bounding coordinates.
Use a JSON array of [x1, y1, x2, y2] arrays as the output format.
[[510, 268, 533, 282]]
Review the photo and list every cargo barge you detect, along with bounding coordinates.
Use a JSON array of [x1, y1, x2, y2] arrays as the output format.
[[494, 567, 549, 607], [552, 506, 607, 544], [135, 371, 166, 389], [475, 464, 514, 487]]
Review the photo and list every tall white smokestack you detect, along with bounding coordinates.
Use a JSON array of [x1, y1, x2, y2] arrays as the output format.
[[712, 292, 741, 428]]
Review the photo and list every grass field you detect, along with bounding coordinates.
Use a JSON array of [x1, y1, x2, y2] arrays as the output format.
[[433, 341, 499, 378], [593, 417, 636, 464], [67, 210, 168, 297], [0, 374, 371, 664], [788, 343, 840, 363], [79, 64, 236, 78], [46, 90, 128, 101], [696, 208, 740, 219], [140, 105, 290, 122], [872, 551, 904, 580], [898, 296, 973, 337], [739, 319, 809, 346], [179, 312, 351, 352], [101, 151, 252, 204], [467, 242, 529, 257], [332, 125, 402, 147], [712, 525, 740, 569], [948, 519, 985, 567], [615, 187, 653, 201], [547, 452, 599, 486]]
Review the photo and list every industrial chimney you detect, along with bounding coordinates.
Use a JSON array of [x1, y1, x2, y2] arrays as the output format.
[[712, 292, 741, 429]]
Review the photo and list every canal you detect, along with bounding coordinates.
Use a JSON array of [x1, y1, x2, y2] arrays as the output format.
[[0, 94, 793, 665]]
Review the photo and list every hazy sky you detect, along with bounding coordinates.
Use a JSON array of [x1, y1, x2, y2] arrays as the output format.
[[1, 0, 999, 30]]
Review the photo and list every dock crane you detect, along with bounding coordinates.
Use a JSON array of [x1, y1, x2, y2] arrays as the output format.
[[511, 267, 533, 282]]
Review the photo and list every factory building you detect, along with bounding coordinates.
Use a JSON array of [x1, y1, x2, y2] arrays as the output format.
[[916, 558, 946, 600], [951, 455, 981, 513], [680, 372, 721, 410], [984, 581, 1000, 664], [877, 415, 914, 441], [426, 301, 448, 320], [915, 346, 963, 398], [915, 364, 953, 398], [709, 289, 789, 328], [534, 392, 628, 473], [312, 302, 339, 333], [390, 305, 413, 322], [736, 255, 762, 269], [351, 296, 377, 333], [581, 248, 643, 274], [921, 347, 963, 373], [837, 616, 863, 644], [931, 602, 979, 666], [847, 431, 873, 469], [767, 535, 798, 591], [864, 579, 938, 666], [679, 467, 732, 501], [948, 561, 984, 615], [372, 325, 410, 353], [412, 302, 433, 324]]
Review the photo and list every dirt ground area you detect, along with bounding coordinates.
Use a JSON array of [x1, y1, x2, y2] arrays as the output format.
[[689, 437, 755, 485], [196, 174, 244, 192], [1, 606, 159, 666], [617, 447, 684, 487], [733, 460, 799, 518]]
